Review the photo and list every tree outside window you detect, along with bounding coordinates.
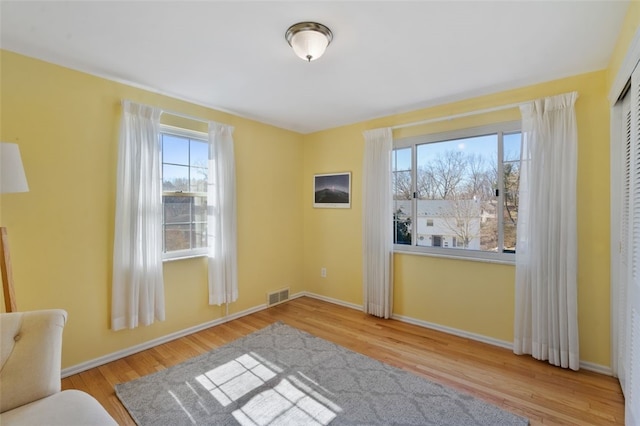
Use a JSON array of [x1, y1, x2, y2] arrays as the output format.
[[392, 123, 521, 261]]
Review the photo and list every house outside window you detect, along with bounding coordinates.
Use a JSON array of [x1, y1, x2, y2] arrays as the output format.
[[161, 125, 209, 259], [392, 121, 521, 262]]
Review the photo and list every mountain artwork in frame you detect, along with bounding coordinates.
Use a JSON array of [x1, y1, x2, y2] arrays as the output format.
[[314, 172, 351, 208]]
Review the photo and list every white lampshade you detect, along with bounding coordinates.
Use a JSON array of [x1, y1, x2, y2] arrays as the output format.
[[286, 22, 333, 62], [1, 142, 29, 193]]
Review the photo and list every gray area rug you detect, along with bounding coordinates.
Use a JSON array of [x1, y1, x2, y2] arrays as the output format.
[[115, 322, 528, 425]]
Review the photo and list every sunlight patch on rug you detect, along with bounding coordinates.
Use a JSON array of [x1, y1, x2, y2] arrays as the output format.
[[193, 352, 339, 425]]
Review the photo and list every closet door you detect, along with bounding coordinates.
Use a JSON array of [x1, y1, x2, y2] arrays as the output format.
[[618, 90, 631, 396], [626, 66, 640, 426]]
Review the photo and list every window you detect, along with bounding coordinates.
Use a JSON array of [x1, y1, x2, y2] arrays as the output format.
[[392, 121, 521, 262], [161, 126, 209, 259]]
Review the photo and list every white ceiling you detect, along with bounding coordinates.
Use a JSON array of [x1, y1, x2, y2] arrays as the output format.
[[0, 1, 630, 134]]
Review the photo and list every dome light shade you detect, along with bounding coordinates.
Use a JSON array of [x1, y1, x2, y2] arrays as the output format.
[[285, 22, 333, 62]]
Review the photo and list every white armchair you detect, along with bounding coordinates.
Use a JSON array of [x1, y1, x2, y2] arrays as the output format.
[[0, 309, 117, 425]]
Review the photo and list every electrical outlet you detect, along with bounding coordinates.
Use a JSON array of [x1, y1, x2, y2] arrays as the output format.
[[321, 267, 327, 278]]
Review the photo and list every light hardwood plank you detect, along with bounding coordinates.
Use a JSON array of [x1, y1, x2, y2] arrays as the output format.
[[61, 296, 624, 425]]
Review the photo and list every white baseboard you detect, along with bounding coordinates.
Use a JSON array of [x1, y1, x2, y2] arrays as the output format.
[[61, 303, 267, 378], [391, 313, 513, 349], [61, 293, 613, 377], [390, 313, 612, 375], [299, 291, 363, 311], [579, 361, 613, 376]]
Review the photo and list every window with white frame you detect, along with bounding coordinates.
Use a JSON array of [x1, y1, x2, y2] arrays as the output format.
[[161, 125, 209, 259], [392, 121, 521, 262]]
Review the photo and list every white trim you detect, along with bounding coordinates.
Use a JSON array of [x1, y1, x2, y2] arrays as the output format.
[[61, 294, 314, 377], [159, 123, 207, 140], [301, 291, 363, 311], [61, 303, 267, 378], [162, 250, 208, 262], [610, 100, 624, 378], [393, 247, 515, 266], [391, 102, 528, 130], [391, 313, 513, 349], [391, 312, 612, 375], [60, 293, 612, 378], [161, 108, 209, 125], [162, 253, 207, 263], [394, 120, 521, 147], [609, 26, 640, 104], [580, 361, 613, 376]]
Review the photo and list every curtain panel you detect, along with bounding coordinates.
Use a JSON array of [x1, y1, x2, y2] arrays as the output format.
[[362, 128, 394, 318], [514, 92, 579, 370], [112, 100, 165, 331], [207, 122, 238, 306]]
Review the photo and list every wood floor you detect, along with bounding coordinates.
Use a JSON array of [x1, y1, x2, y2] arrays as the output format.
[[61, 296, 625, 425]]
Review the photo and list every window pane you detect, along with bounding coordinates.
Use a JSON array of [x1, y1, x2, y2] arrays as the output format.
[[190, 140, 208, 167], [191, 166, 208, 193], [503, 132, 521, 252], [192, 222, 207, 249], [503, 132, 521, 162], [165, 224, 191, 251], [161, 130, 209, 255], [393, 147, 411, 172], [163, 195, 207, 254], [163, 134, 189, 165], [416, 135, 496, 251], [394, 205, 412, 245], [393, 148, 412, 245], [503, 214, 517, 252], [164, 196, 191, 224], [163, 164, 190, 192], [193, 196, 207, 222], [190, 141, 208, 192]]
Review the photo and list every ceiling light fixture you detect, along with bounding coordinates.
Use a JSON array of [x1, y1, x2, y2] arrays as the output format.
[[285, 22, 333, 62]]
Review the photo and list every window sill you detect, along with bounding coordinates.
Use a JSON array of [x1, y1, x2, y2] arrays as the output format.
[[162, 253, 208, 263], [393, 247, 515, 266]]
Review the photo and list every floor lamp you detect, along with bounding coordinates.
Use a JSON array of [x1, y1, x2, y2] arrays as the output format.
[[1, 142, 29, 312]]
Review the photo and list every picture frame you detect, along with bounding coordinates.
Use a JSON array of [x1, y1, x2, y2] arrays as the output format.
[[313, 172, 351, 208]]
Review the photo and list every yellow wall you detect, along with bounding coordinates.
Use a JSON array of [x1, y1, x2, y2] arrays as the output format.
[[303, 70, 611, 366], [607, 0, 640, 92], [4, 2, 636, 370], [0, 50, 304, 368], [303, 125, 366, 303]]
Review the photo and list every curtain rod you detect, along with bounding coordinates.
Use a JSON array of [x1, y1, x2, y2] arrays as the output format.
[[161, 108, 211, 124], [390, 100, 530, 130], [122, 99, 211, 124]]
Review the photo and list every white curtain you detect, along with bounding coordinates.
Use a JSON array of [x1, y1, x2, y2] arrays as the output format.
[[514, 92, 579, 370], [362, 128, 394, 318], [112, 100, 165, 330], [207, 122, 238, 306]]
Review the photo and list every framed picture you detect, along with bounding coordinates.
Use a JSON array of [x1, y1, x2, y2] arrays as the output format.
[[313, 172, 351, 208]]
